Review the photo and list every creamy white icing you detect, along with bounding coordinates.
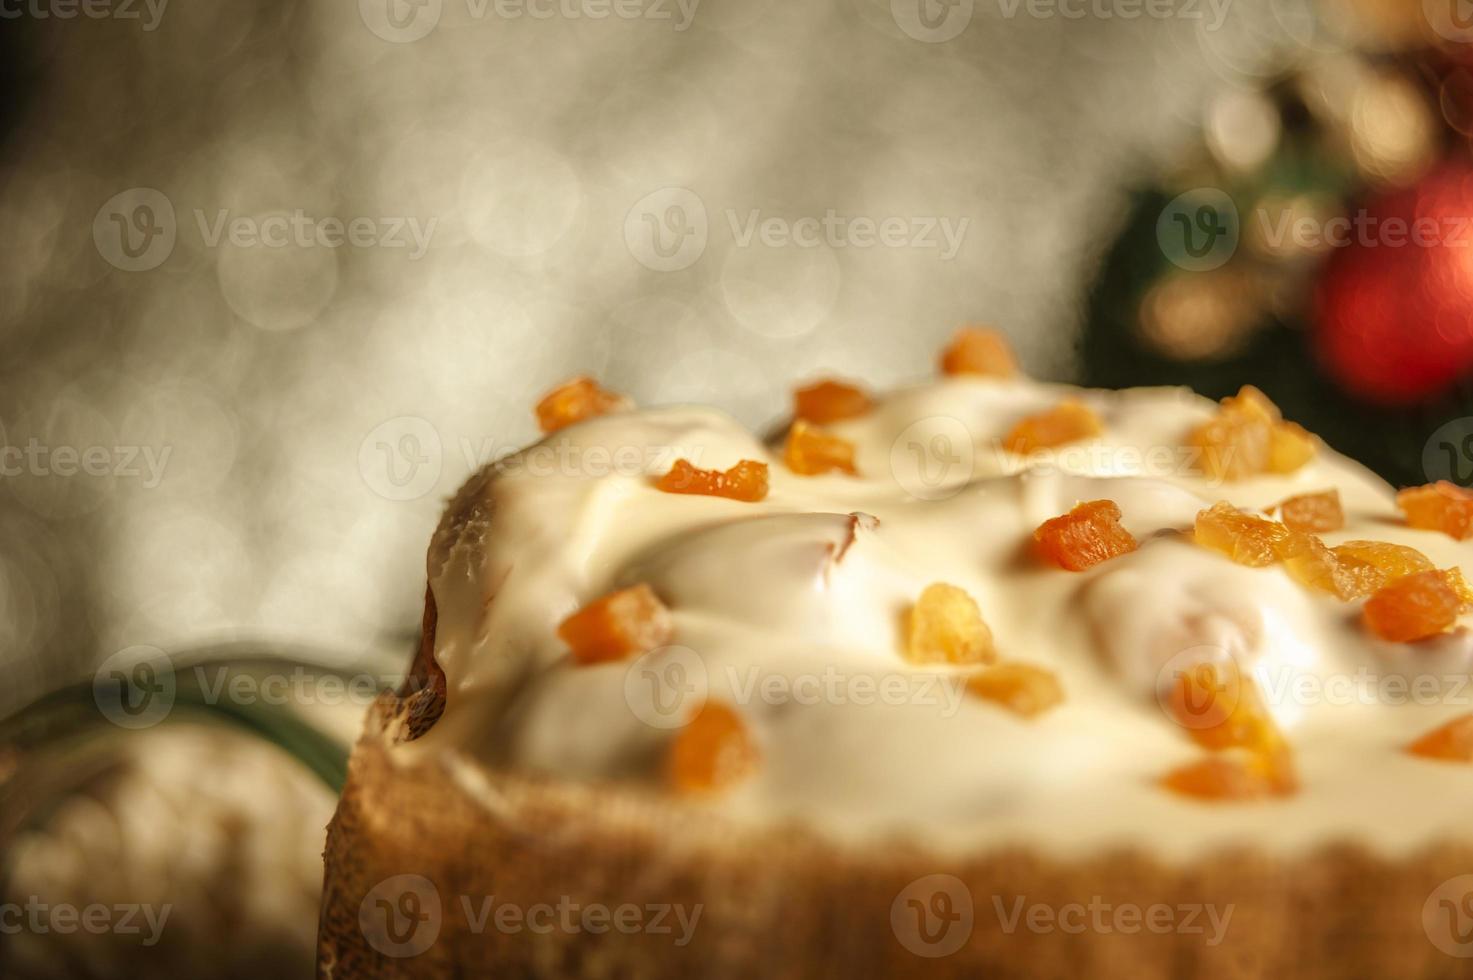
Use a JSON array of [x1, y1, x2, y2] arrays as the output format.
[[407, 377, 1473, 862]]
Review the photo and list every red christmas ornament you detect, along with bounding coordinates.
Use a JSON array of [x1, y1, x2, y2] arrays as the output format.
[[1314, 162, 1473, 405]]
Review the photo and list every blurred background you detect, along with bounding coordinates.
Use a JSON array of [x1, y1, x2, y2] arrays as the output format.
[[1, 0, 1472, 974]]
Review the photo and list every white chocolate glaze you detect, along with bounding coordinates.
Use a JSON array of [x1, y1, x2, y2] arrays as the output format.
[[407, 377, 1473, 862]]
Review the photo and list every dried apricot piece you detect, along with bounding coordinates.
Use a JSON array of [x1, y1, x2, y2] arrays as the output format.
[[1278, 532, 1380, 600], [905, 583, 995, 665], [668, 702, 759, 794], [1033, 499, 1139, 572], [535, 376, 628, 433], [1002, 399, 1104, 455], [1268, 422, 1317, 474], [1408, 713, 1473, 762], [1188, 386, 1315, 480], [966, 662, 1063, 718], [793, 379, 871, 424], [939, 326, 1018, 378], [656, 459, 769, 502], [1193, 502, 1291, 568], [783, 420, 858, 477], [1443, 567, 1473, 611], [1397, 482, 1473, 540], [1362, 569, 1461, 643], [1332, 540, 1433, 582], [1162, 751, 1296, 801], [1164, 661, 1284, 756], [558, 583, 674, 666], [1272, 489, 1343, 533]]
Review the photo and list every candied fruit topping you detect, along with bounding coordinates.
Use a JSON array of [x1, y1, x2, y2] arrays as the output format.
[[1002, 399, 1104, 455], [1331, 540, 1432, 583], [1272, 489, 1344, 533], [966, 662, 1063, 718], [939, 326, 1018, 378], [783, 420, 858, 477], [667, 701, 760, 794], [1161, 752, 1296, 802], [1188, 386, 1315, 480], [1362, 569, 1461, 643], [793, 379, 871, 424], [1193, 502, 1290, 568], [557, 583, 674, 666], [1444, 567, 1473, 610], [535, 376, 628, 434], [905, 583, 995, 665], [1164, 661, 1283, 755], [1033, 499, 1139, 572], [1279, 533, 1381, 600], [655, 459, 769, 502], [1397, 481, 1473, 540], [1408, 713, 1473, 762]]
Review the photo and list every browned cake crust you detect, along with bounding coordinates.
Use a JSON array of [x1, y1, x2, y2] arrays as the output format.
[[317, 593, 1473, 979]]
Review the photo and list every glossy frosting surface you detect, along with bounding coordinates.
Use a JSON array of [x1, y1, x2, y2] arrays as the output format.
[[409, 377, 1473, 861]]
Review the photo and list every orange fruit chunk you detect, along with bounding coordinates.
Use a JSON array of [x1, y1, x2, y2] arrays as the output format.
[[535, 376, 627, 433], [1279, 533, 1381, 600], [1193, 501, 1291, 567], [668, 702, 760, 794], [1397, 481, 1473, 540], [966, 662, 1063, 718], [1161, 752, 1296, 801], [655, 459, 769, 502], [1272, 489, 1343, 533], [905, 583, 995, 665], [557, 583, 674, 666], [1362, 569, 1462, 643], [1164, 661, 1285, 755], [1408, 713, 1473, 762], [1033, 499, 1139, 572], [1331, 540, 1432, 582], [1002, 399, 1104, 455], [1188, 386, 1316, 480], [939, 326, 1018, 378], [793, 379, 871, 424], [1444, 567, 1473, 611], [783, 420, 857, 477]]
